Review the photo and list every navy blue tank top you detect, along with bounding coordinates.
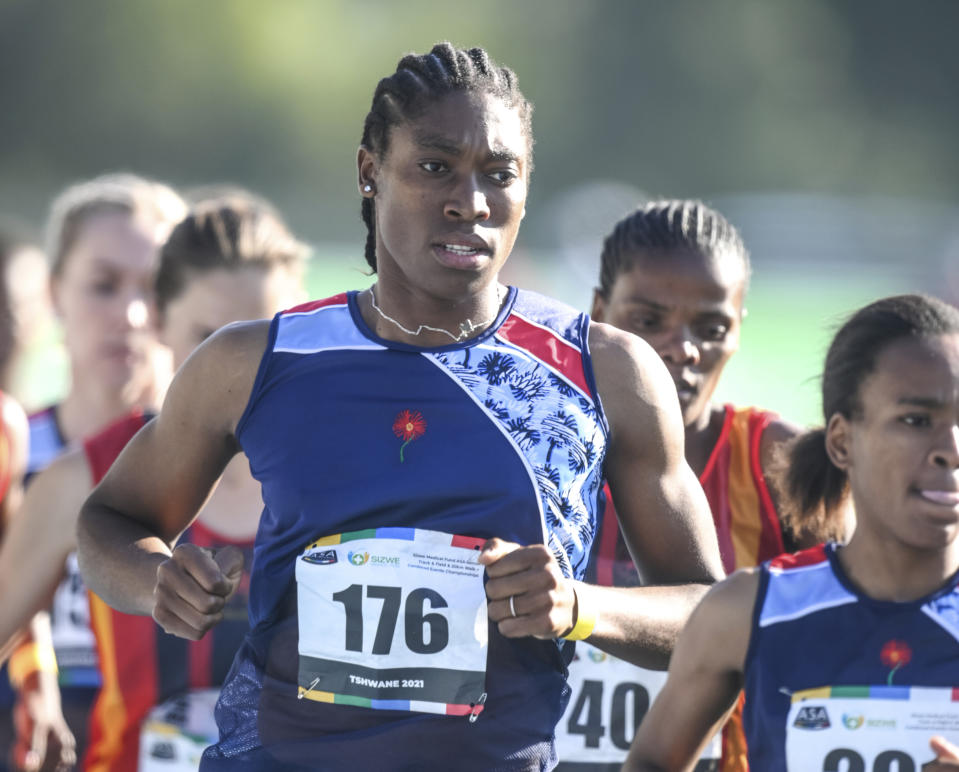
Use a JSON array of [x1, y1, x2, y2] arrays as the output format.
[[202, 288, 608, 771], [743, 543, 959, 769]]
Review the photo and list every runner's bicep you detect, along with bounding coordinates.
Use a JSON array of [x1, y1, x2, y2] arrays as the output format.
[[610, 455, 720, 586], [592, 324, 722, 585], [92, 346, 244, 542]]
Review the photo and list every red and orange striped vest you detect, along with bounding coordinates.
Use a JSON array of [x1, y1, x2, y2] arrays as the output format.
[[593, 405, 785, 772]]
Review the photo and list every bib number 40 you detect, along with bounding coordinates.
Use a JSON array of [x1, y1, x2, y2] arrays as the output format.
[[567, 678, 650, 750], [332, 584, 449, 655]]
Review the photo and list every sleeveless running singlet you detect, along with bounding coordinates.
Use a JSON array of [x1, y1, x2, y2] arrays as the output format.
[[744, 544, 959, 770], [81, 411, 255, 772], [203, 288, 608, 771], [557, 405, 783, 771]]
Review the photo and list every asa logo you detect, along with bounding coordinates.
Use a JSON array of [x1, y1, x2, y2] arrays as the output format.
[[793, 705, 830, 730], [348, 551, 370, 566], [303, 549, 337, 566], [842, 714, 864, 730]]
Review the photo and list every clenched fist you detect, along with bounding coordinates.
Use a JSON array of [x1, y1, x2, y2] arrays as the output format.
[[152, 543, 244, 640]]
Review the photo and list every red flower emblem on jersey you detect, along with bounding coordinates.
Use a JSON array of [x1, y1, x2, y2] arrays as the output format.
[[393, 410, 426, 463], [880, 640, 912, 685]]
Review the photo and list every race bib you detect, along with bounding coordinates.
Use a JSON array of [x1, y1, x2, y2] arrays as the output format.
[[295, 528, 488, 717], [556, 643, 720, 768], [786, 685, 959, 770], [138, 689, 219, 771], [50, 552, 100, 686]]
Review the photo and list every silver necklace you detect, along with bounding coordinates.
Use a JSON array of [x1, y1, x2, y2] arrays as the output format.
[[368, 286, 503, 342]]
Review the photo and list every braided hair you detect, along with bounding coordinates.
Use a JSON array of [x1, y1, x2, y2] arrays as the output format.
[[597, 200, 749, 300], [359, 42, 533, 271]]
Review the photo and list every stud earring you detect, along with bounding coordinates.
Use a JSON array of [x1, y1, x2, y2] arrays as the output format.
[[363, 184, 373, 193]]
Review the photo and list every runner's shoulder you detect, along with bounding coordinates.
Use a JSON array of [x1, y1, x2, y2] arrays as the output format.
[[177, 319, 271, 388], [165, 320, 272, 435], [588, 320, 681, 442], [685, 569, 759, 670]]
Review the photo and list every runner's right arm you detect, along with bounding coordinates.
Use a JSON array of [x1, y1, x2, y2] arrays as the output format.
[[76, 320, 267, 635]]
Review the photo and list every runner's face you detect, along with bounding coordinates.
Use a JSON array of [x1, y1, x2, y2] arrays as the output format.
[[592, 250, 745, 426], [51, 211, 163, 392], [160, 265, 302, 368], [359, 91, 529, 301], [833, 333, 959, 551]]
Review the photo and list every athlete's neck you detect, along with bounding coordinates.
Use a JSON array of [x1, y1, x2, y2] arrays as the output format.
[[59, 351, 172, 441], [360, 280, 506, 347], [839, 530, 959, 603], [57, 384, 154, 443]]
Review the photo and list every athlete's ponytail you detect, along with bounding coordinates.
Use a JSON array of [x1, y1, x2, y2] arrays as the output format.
[[774, 293, 959, 541], [776, 427, 848, 542]]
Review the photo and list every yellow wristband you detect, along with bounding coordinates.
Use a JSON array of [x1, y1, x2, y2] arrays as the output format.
[[561, 587, 597, 641], [7, 642, 58, 688]]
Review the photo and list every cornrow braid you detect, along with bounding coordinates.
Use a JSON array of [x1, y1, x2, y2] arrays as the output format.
[[597, 200, 749, 300], [359, 42, 533, 272]]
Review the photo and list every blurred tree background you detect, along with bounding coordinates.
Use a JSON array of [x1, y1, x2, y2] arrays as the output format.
[[2, 0, 958, 422]]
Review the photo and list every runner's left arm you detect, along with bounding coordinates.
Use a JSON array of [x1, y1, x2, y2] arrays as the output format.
[[483, 323, 724, 668], [77, 321, 266, 635]]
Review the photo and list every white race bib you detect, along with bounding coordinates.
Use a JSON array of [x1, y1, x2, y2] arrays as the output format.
[[138, 689, 219, 772], [556, 643, 721, 767], [50, 552, 100, 679], [786, 685, 959, 771], [295, 527, 488, 716]]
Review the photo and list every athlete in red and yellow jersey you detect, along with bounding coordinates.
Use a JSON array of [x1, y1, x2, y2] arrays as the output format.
[[0, 194, 305, 770], [83, 410, 254, 771], [556, 201, 825, 772], [583, 407, 787, 770]]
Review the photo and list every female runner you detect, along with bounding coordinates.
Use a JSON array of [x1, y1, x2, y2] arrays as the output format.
[[624, 294, 959, 770], [557, 200, 825, 771], [0, 193, 305, 770], [78, 44, 724, 770], [5, 173, 183, 770]]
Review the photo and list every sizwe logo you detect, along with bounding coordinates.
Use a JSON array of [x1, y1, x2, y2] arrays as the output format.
[[842, 713, 864, 730], [348, 551, 370, 566]]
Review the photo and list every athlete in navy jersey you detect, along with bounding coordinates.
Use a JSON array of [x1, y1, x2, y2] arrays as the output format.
[[624, 294, 959, 771], [78, 44, 724, 770], [212, 288, 607, 768], [744, 542, 959, 768]]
